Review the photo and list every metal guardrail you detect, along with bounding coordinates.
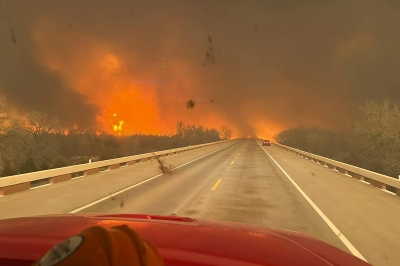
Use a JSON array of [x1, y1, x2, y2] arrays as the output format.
[[0, 140, 231, 196], [274, 143, 400, 197]]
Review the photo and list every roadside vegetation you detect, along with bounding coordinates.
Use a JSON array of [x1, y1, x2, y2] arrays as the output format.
[[275, 99, 400, 178], [0, 111, 232, 177]]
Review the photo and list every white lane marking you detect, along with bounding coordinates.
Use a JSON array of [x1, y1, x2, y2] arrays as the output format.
[[70, 142, 238, 213], [69, 174, 162, 213], [258, 144, 367, 262]]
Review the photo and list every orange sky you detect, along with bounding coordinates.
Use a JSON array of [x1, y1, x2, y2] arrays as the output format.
[[3, 0, 396, 140], [32, 18, 163, 135], [31, 17, 253, 137], [29, 14, 348, 139]]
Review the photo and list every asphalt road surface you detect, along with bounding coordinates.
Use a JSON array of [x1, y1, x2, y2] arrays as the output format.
[[1, 139, 400, 266]]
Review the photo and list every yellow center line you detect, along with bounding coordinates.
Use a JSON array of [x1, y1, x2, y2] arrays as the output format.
[[231, 160, 235, 165], [211, 179, 222, 190]]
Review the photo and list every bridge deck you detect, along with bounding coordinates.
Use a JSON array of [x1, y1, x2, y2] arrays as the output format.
[[0, 139, 399, 265]]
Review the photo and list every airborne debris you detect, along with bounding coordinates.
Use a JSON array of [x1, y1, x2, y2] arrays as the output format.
[[202, 35, 216, 67], [153, 153, 173, 175], [120, 200, 125, 208], [10, 29, 16, 44], [210, 99, 214, 103], [186, 99, 195, 109], [311, 172, 315, 176]]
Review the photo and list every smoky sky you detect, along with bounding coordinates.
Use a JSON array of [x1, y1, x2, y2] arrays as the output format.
[[0, 1, 100, 128], [0, 0, 400, 135]]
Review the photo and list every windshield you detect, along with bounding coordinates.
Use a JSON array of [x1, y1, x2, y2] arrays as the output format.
[[0, 1, 399, 266]]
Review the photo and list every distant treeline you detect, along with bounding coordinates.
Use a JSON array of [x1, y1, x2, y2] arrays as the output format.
[[275, 99, 400, 178], [0, 114, 233, 177]]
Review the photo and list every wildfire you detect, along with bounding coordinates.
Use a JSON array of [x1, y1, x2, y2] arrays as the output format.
[[31, 18, 241, 136], [111, 113, 124, 135]]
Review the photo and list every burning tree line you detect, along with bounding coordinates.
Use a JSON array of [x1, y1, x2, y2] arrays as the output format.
[[0, 111, 233, 177], [275, 99, 400, 178]]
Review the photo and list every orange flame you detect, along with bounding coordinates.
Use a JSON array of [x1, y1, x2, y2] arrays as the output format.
[[113, 121, 124, 135], [111, 113, 124, 135], [31, 18, 243, 136]]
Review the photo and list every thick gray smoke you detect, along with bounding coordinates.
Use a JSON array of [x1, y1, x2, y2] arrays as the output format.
[[0, 1, 99, 128], [0, 0, 399, 135]]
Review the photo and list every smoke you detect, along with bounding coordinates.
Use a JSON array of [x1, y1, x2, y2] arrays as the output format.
[[0, 0, 399, 136], [0, 1, 99, 128]]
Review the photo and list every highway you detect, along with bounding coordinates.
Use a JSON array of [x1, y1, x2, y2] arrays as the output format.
[[1, 139, 400, 266]]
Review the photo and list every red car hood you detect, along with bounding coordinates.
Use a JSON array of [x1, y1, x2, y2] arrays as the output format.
[[0, 214, 370, 266]]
